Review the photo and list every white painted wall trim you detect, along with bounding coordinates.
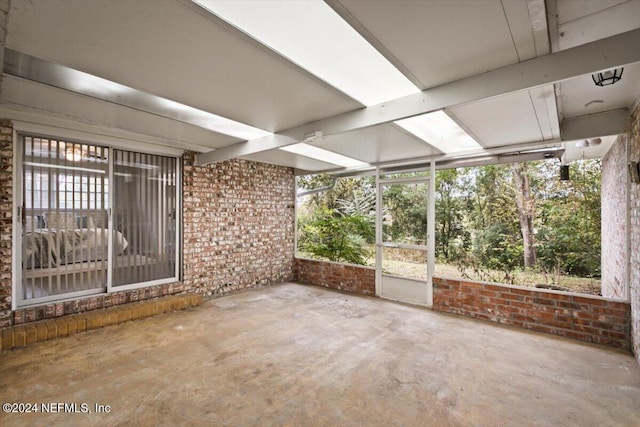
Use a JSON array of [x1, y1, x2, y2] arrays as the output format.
[[2, 107, 185, 157]]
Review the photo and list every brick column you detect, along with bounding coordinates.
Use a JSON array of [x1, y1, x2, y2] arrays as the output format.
[[630, 104, 640, 362], [0, 120, 13, 327]]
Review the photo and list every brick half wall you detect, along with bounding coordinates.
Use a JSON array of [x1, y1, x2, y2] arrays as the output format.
[[434, 277, 630, 350], [294, 259, 631, 350], [294, 258, 375, 296]]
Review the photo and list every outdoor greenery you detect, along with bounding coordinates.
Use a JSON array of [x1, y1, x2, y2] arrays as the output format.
[[297, 175, 376, 264], [296, 159, 602, 294]]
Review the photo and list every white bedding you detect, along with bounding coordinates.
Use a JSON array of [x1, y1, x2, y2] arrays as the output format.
[[24, 227, 128, 269]]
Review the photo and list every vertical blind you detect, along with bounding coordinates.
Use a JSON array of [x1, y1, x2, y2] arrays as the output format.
[[20, 136, 178, 304], [22, 137, 109, 300], [112, 149, 177, 287]]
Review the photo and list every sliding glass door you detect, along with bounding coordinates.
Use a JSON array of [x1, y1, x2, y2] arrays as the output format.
[[112, 150, 178, 287], [18, 134, 180, 306], [21, 137, 109, 302]]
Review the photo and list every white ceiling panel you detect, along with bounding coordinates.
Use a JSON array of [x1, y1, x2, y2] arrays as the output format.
[[501, 0, 546, 60], [528, 85, 561, 140], [6, 0, 361, 132], [195, 0, 419, 106], [308, 124, 441, 165], [450, 91, 550, 147], [557, 0, 640, 50], [563, 136, 618, 162], [554, 0, 640, 120], [558, 63, 640, 118], [337, 0, 520, 88], [557, 0, 631, 25], [240, 150, 339, 172]]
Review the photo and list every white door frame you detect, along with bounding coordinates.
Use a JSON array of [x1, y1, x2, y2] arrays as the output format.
[[375, 161, 436, 307]]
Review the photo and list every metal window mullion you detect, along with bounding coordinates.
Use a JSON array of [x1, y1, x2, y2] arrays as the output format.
[[52, 140, 59, 296], [25, 137, 32, 299], [99, 148, 105, 287], [106, 146, 114, 293], [80, 144, 87, 290], [427, 159, 436, 307], [378, 176, 431, 185], [144, 153, 149, 282], [128, 151, 134, 282], [159, 156, 166, 271], [145, 153, 151, 282], [174, 157, 180, 280], [375, 167, 382, 296], [27, 138, 34, 298], [102, 146, 108, 287], [157, 156, 163, 273], [140, 153, 145, 282], [71, 143, 77, 294]]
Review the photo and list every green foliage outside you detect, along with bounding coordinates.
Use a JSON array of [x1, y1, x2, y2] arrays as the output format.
[[298, 208, 373, 264], [297, 176, 376, 265], [296, 159, 602, 293]]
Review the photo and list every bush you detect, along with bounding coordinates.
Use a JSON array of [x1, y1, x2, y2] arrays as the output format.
[[298, 208, 373, 265]]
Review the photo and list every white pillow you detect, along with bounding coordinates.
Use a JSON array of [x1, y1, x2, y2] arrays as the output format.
[[45, 212, 76, 229], [24, 215, 45, 231], [25, 215, 34, 232]]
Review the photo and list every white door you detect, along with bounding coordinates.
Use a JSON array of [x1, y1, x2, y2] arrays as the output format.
[[376, 176, 434, 307]]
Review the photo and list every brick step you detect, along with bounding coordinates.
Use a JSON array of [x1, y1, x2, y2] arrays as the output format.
[[0, 293, 203, 352]]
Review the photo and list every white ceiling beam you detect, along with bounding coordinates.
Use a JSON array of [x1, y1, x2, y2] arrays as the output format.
[[560, 108, 629, 141], [197, 27, 640, 165], [195, 134, 297, 166]]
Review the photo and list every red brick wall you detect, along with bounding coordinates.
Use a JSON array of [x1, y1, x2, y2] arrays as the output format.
[[0, 120, 13, 328], [601, 135, 628, 300], [433, 277, 630, 349], [182, 153, 295, 296], [294, 258, 375, 296], [630, 104, 640, 362], [12, 283, 187, 325], [293, 259, 631, 349]]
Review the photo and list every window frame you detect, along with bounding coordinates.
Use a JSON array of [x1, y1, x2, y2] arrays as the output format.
[[12, 123, 182, 309]]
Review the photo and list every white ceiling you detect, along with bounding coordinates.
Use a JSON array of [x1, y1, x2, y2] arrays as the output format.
[[1, 0, 639, 174], [554, 0, 640, 120], [449, 85, 560, 148], [2, 75, 241, 152], [241, 149, 338, 172], [4, 0, 360, 133], [313, 124, 441, 164], [559, 63, 640, 118]]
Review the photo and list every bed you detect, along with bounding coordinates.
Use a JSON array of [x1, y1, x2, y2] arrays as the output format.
[[22, 211, 128, 278], [23, 227, 128, 270], [21, 211, 168, 298]]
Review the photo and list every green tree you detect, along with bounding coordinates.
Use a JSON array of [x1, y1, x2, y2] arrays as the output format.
[[299, 208, 373, 265], [535, 159, 601, 277], [435, 169, 469, 260]]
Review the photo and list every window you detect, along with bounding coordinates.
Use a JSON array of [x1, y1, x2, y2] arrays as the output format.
[[18, 135, 180, 306]]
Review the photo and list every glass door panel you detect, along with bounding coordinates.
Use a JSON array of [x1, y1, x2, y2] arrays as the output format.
[[112, 150, 177, 287], [377, 179, 432, 306]]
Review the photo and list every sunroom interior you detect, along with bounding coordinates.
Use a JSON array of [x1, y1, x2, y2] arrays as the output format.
[[1, 0, 640, 424]]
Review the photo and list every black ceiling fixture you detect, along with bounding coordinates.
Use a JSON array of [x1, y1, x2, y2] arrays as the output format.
[[592, 68, 624, 86]]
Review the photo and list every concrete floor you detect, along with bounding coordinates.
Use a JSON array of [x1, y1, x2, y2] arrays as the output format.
[[1, 283, 639, 427]]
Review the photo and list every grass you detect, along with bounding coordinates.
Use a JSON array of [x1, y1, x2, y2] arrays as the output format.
[[297, 249, 601, 296], [377, 259, 601, 296]]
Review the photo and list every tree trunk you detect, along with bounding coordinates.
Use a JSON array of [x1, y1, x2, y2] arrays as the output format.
[[512, 163, 537, 268]]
